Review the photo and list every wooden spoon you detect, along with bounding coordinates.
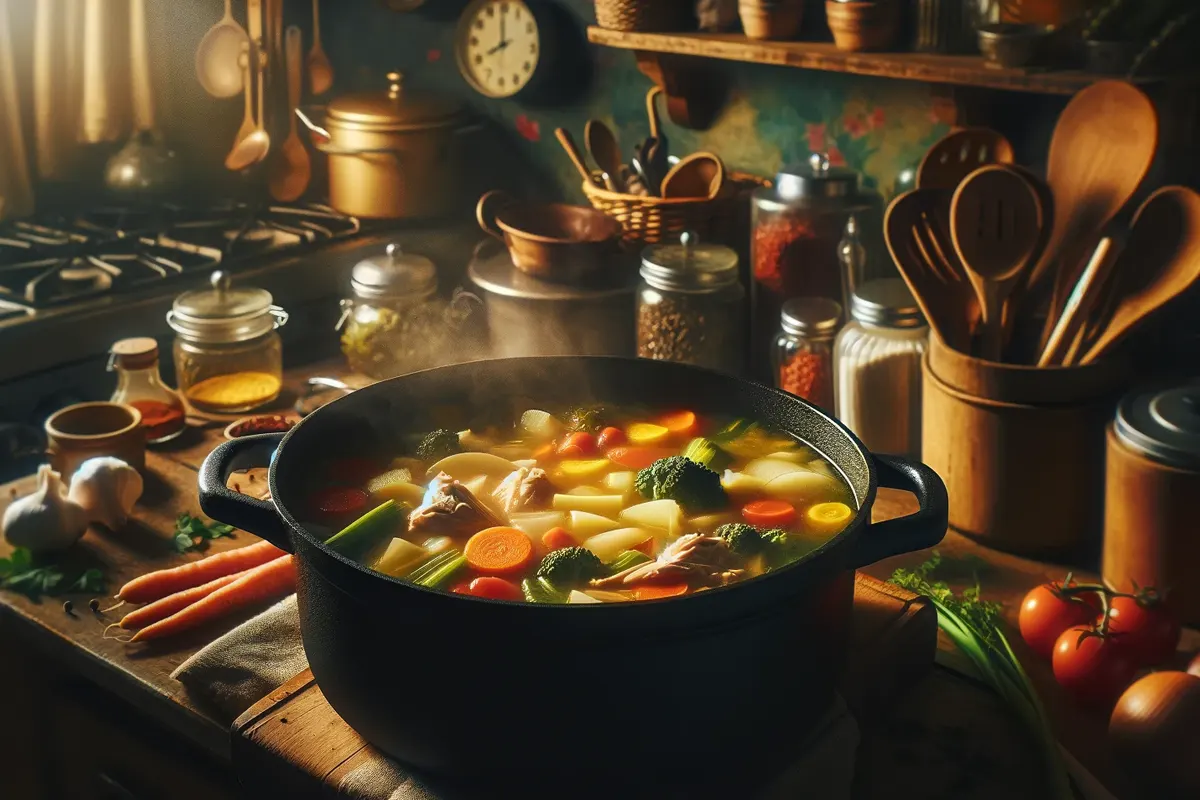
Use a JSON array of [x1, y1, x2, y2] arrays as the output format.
[[585, 120, 624, 192], [917, 128, 1014, 190], [1078, 186, 1200, 365], [661, 152, 725, 199], [555, 127, 600, 187], [951, 165, 1044, 361], [195, 0, 249, 99], [268, 27, 311, 201], [307, 0, 334, 95], [225, 40, 270, 171]]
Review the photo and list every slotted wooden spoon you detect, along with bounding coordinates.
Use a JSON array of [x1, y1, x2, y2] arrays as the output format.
[[951, 165, 1044, 361], [917, 128, 1015, 190]]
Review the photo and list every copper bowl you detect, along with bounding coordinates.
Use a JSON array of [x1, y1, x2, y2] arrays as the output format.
[[476, 190, 623, 283]]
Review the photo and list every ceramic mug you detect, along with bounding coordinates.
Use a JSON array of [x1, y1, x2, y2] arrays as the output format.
[[45, 402, 146, 479]]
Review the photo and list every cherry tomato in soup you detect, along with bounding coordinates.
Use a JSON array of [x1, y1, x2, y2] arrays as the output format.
[[558, 432, 597, 457], [1052, 625, 1138, 707], [1105, 595, 1181, 667], [597, 426, 626, 449], [459, 576, 523, 602], [1018, 583, 1102, 659]]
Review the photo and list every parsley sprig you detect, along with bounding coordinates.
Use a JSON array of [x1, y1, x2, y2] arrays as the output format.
[[0, 547, 105, 600], [173, 513, 235, 554]]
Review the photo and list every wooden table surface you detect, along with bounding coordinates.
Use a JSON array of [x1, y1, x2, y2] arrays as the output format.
[[1, 360, 1196, 799]]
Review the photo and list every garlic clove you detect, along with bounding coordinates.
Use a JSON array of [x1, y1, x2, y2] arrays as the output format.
[[68, 457, 144, 531], [2, 464, 90, 554]]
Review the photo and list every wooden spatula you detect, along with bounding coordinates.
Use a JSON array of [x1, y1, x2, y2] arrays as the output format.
[[951, 165, 1044, 362], [917, 128, 1015, 190], [1078, 186, 1200, 365]]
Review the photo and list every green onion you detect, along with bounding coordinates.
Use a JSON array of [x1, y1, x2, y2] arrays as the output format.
[[416, 554, 466, 589], [606, 550, 652, 575], [521, 577, 568, 604], [406, 550, 461, 584], [325, 501, 405, 557]]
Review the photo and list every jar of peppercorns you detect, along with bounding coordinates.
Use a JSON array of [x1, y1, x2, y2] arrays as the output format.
[[637, 231, 745, 375], [772, 297, 841, 410], [750, 153, 879, 380]]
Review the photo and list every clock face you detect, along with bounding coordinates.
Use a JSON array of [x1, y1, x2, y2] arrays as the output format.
[[456, 0, 541, 99]]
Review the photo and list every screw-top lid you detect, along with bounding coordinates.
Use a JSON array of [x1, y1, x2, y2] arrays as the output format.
[[351, 243, 437, 301], [780, 297, 842, 340], [110, 337, 159, 370], [774, 153, 861, 202], [1114, 382, 1200, 470], [327, 71, 465, 131], [639, 231, 740, 292], [167, 271, 288, 343], [849, 278, 925, 329]]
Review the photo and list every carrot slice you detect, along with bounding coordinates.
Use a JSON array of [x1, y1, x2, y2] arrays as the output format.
[[634, 583, 689, 601], [742, 499, 797, 527], [119, 570, 251, 629], [542, 527, 577, 551], [464, 527, 535, 576], [606, 446, 675, 471], [117, 540, 285, 604], [558, 432, 597, 457], [658, 411, 698, 436], [129, 556, 296, 642]]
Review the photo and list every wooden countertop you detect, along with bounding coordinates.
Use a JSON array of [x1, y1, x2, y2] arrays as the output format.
[[1, 360, 1196, 798]]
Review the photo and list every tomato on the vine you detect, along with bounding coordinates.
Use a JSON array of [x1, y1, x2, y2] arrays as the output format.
[[1052, 625, 1138, 707], [1019, 582, 1102, 659], [1105, 595, 1181, 667]]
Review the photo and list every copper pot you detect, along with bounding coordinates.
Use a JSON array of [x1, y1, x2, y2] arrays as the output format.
[[296, 72, 474, 220], [476, 190, 623, 283]]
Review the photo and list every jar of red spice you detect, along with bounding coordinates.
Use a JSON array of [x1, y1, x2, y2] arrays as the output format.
[[772, 297, 841, 410], [109, 338, 187, 444]]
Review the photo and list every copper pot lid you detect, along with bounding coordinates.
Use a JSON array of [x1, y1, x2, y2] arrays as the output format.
[[327, 71, 465, 132], [1115, 382, 1200, 470]]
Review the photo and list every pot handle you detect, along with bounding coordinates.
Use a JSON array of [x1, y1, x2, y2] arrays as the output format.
[[294, 108, 402, 158], [848, 454, 948, 569], [198, 433, 293, 552], [476, 190, 513, 241]]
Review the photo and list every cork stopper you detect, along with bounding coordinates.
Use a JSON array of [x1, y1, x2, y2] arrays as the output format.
[[111, 337, 159, 370]]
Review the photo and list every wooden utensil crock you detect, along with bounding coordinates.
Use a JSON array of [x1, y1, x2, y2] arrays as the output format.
[[1102, 384, 1200, 626], [922, 333, 1127, 557], [45, 402, 146, 478]]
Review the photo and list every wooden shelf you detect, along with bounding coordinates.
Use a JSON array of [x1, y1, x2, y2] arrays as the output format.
[[588, 27, 1138, 96]]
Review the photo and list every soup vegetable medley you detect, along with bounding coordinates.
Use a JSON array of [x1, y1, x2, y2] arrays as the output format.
[[309, 407, 857, 603]]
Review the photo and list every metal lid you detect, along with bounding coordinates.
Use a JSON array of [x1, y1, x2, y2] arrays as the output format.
[[775, 153, 861, 202], [1114, 382, 1200, 470], [167, 271, 288, 343], [351, 243, 437, 301], [469, 243, 636, 301], [327, 71, 464, 131], [110, 337, 159, 370], [781, 298, 842, 340], [849, 278, 925, 329], [639, 232, 739, 292]]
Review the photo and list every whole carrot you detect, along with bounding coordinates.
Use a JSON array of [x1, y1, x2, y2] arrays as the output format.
[[129, 555, 296, 643], [118, 540, 285, 604], [119, 565, 267, 630]]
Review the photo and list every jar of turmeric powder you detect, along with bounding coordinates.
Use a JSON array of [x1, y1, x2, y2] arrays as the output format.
[[167, 271, 288, 414]]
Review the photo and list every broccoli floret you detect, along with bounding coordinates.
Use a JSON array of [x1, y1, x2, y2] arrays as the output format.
[[713, 523, 765, 556], [565, 406, 607, 433], [535, 547, 604, 587], [682, 437, 733, 472], [415, 429, 462, 461], [635, 456, 726, 512]]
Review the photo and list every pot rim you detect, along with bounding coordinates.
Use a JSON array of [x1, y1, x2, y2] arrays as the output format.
[[493, 207, 622, 246], [263, 356, 885, 610]]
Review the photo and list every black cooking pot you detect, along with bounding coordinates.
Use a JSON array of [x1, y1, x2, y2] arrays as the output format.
[[200, 357, 946, 797]]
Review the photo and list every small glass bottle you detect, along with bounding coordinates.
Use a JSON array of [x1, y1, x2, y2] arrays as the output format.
[[773, 298, 841, 410], [837, 214, 866, 311], [835, 278, 929, 459], [109, 338, 187, 444]]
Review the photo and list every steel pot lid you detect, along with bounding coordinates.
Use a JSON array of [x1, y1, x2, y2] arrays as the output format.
[[1115, 382, 1200, 470], [640, 231, 739, 292], [774, 153, 860, 202], [168, 271, 288, 343], [352, 243, 437, 301], [849, 278, 925, 329], [781, 297, 843, 340], [327, 71, 465, 131]]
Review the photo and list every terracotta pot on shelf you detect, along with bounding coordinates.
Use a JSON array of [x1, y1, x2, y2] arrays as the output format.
[[739, 0, 805, 41], [825, 0, 901, 52]]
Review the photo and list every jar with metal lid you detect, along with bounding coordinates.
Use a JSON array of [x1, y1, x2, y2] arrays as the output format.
[[295, 71, 472, 220], [773, 298, 842, 410], [108, 338, 187, 444], [637, 232, 745, 374], [834, 278, 928, 458], [1103, 382, 1200, 626], [167, 271, 288, 414], [337, 243, 478, 379]]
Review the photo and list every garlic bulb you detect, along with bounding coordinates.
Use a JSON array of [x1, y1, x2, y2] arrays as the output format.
[[68, 457, 144, 531], [2, 465, 90, 553]]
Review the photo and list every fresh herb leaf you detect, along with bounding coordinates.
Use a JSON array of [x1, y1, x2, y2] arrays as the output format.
[[173, 513, 235, 553], [0, 547, 107, 600], [68, 569, 106, 594]]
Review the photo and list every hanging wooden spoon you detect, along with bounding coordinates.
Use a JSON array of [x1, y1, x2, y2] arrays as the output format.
[[1078, 186, 1200, 365], [917, 128, 1014, 190], [554, 127, 600, 187], [268, 27, 310, 201], [308, 0, 334, 95], [951, 165, 1044, 362], [585, 120, 624, 192]]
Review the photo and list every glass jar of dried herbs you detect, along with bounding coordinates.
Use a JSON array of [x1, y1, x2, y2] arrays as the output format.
[[636, 232, 745, 375]]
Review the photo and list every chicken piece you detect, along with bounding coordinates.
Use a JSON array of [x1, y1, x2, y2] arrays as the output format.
[[590, 533, 744, 589], [408, 473, 503, 538], [492, 467, 555, 514]]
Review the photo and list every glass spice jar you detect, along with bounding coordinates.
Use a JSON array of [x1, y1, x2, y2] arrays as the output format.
[[637, 232, 745, 374], [108, 337, 187, 444], [834, 278, 928, 460], [772, 297, 842, 410], [337, 243, 477, 379], [167, 271, 288, 414]]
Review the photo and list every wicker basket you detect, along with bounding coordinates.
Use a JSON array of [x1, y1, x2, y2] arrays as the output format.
[[594, 0, 692, 33], [582, 172, 767, 250]]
